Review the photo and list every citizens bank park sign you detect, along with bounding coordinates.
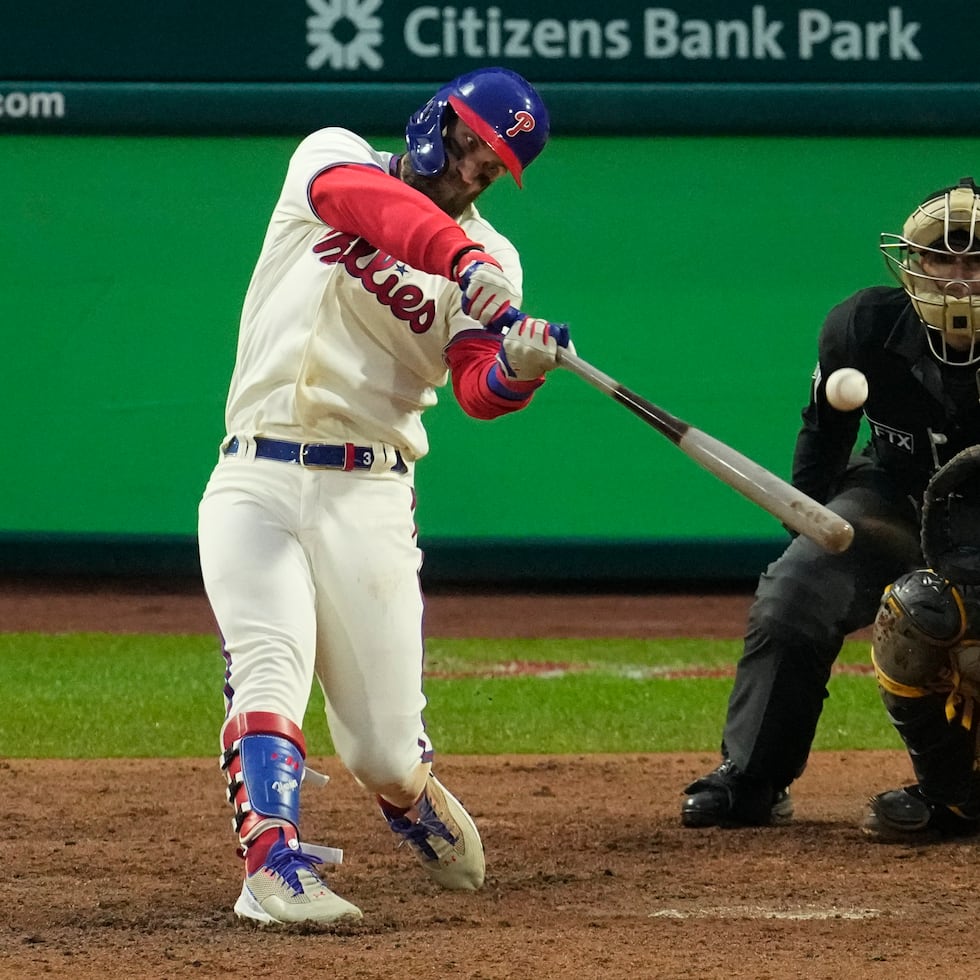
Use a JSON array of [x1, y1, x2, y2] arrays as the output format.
[[2, 0, 978, 134], [317, 3, 928, 78], [2, 1, 973, 82]]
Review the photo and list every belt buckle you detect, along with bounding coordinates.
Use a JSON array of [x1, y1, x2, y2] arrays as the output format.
[[297, 441, 377, 470]]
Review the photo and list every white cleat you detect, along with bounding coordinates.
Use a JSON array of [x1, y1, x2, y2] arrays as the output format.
[[234, 837, 362, 925], [384, 775, 485, 890]]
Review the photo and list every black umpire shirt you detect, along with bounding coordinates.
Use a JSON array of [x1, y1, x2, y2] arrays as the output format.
[[793, 285, 980, 506]]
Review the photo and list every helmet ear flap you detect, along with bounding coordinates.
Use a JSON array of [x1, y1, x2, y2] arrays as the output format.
[[404, 89, 453, 180]]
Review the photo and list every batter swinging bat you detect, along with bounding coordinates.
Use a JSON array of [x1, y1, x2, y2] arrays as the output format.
[[556, 348, 855, 554]]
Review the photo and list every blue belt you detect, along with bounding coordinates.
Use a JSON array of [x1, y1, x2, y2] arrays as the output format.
[[224, 436, 406, 473]]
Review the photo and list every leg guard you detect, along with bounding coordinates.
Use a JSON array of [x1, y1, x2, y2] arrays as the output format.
[[872, 571, 980, 815], [872, 570, 965, 688], [220, 712, 361, 926], [220, 711, 307, 853], [878, 690, 980, 817]]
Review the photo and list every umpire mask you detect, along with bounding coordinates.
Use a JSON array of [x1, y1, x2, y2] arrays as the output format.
[[880, 177, 980, 365]]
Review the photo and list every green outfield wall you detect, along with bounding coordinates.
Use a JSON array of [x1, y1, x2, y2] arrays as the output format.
[[2, 132, 972, 582], [3, 0, 977, 582]]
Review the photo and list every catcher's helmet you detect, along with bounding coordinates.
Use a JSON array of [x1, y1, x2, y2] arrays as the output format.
[[405, 67, 549, 188], [880, 177, 980, 364]]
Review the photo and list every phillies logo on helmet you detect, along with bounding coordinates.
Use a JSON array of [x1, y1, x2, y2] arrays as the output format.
[[506, 111, 536, 137], [407, 68, 550, 188]]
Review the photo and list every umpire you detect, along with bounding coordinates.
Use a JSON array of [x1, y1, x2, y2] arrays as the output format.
[[682, 177, 980, 827]]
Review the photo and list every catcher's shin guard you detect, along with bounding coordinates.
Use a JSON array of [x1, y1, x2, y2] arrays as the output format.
[[220, 711, 307, 857], [872, 577, 980, 815], [878, 690, 980, 817], [872, 571, 966, 688]]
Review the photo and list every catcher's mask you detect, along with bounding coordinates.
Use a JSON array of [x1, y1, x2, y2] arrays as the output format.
[[880, 176, 980, 365], [405, 67, 549, 188]]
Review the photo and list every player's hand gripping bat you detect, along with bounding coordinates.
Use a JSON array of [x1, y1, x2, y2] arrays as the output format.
[[556, 347, 854, 554]]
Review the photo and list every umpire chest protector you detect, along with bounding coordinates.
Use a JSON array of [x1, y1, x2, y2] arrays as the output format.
[[807, 288, 980, 501]]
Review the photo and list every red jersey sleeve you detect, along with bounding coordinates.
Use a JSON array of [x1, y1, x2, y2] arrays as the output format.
[[309, 163, 481, 280], [445, 333, 543, 420]]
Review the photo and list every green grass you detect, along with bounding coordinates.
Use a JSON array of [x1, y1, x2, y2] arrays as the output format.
[[0, 632, 902, 758]]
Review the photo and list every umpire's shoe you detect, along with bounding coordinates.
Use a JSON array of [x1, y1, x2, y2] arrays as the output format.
[[234, 831, 363, 926], [681, 759, 793, 828], [383, 774, 485, 890], [863, 784, 980, 844]]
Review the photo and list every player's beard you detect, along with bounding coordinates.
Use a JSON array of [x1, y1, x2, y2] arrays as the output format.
[[400, 162, 479, 220]]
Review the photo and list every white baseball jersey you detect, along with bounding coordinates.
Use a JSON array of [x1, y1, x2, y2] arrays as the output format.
[[200, 126, 537, 813], [223, 127, 523, 460]]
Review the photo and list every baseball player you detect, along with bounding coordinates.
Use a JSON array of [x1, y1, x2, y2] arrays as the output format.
[[865, 445, 980, 842], [197, 68, 571, 925], [681, 177, 980, 828]]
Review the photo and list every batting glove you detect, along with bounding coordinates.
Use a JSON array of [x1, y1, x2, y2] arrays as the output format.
[[498, 315, 574, 381], [454, 250, 520, 331]]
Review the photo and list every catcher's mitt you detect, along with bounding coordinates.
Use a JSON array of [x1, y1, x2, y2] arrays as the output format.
[[921, 445, 980, 585]]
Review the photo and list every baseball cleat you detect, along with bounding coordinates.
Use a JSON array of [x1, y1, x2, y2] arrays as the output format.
[[681, 759, 793, 828], [234, 835, 362, 926], [862, 785, 980, 844], [384, 775, 485, 890]]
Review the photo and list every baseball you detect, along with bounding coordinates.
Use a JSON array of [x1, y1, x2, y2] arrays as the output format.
[[825, 368, 868, 411]]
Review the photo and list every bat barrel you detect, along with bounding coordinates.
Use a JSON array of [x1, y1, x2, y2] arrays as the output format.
[[556, 348, 854, 555], [681, 430, 855, 553]]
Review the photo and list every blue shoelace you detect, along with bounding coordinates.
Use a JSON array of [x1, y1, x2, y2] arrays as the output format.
[[260, 839, 323, 893], [388, 796, 457, 861]]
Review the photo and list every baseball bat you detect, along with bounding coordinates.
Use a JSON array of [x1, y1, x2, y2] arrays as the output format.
[[556, 348, 854, 554]]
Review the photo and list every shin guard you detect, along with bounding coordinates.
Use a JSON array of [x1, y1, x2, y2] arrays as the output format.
[[220, 712, 307, 854], [880, 690, 980, 817]]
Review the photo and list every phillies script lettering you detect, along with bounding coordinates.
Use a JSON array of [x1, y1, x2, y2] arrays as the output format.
[[313, 231, 436, 333]]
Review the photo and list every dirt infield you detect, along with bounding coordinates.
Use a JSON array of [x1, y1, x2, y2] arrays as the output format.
[[2, 579, 976, 979], [0, 576, 758, 638]]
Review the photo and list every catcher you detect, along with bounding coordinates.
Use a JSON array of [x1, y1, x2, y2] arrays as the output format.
[[866, 444, 980, 841]]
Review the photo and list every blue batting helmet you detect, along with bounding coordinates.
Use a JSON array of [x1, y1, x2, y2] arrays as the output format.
[[405, 67, 549, 188]]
